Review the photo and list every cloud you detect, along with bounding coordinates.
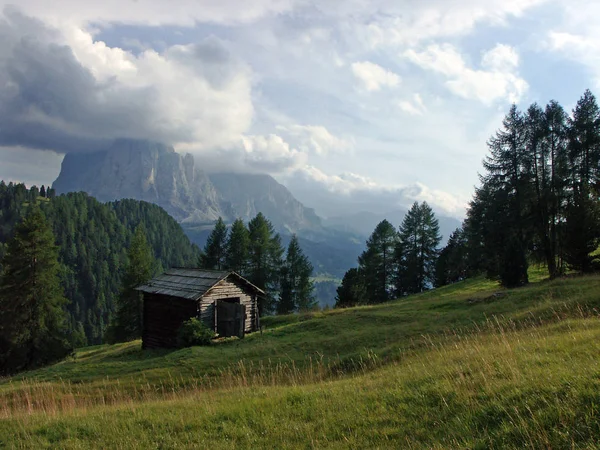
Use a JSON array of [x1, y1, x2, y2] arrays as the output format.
[[0, 7, 254, 154], [545, 1, 600, 85], [404, 43, 528, 104], [0, 0, 299, 26], [239, 134, 307, 172], [276, 124, 353, 155], [192, 133, 307, 174], [354, 0, 548, 49], [398, 94, 427, 116], [0, 146, 64, 186], [351, 61, 400, 91], [286, 165, 467, 218]]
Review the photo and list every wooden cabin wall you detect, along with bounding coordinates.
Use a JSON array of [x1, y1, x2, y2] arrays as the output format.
[[143, 293, 197, 349], [200, 279, 257, 333]]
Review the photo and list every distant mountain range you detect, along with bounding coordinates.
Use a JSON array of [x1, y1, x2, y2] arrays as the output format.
[[323, 209, 461, 246], [52, 138, 460, 289]]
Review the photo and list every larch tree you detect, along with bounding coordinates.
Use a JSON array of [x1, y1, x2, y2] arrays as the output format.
[[0, 206, 71, 373], [481, 105, 531, 287], [278, 235, 315, 314], [199, 217, 228, 270], [435, 227, 469, 287], [564, 90, 600, 272], [107, 225, 155, 343]]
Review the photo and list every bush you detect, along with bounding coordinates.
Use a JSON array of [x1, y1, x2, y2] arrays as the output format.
[[177, 318, 215, 348]]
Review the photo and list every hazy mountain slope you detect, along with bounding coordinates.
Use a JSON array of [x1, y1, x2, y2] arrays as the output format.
[[208, 173, 322, 233]]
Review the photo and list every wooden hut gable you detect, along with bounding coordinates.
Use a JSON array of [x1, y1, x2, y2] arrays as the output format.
[[136, 269, 264, 349], [198, 274, 261, 332]]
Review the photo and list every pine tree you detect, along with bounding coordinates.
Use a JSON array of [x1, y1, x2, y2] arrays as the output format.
[[0, 207, 71, 373], [107, 225, 155, 343], [225, 218, 250, 275], [396, 202, 441, 294], [247, 213, 284, 315], [200, 217, 228, 270], [278, 235, 315, 314], [40, 185, 46, 198], [357, 220, 398, 304], [335, 268, 367, 308]]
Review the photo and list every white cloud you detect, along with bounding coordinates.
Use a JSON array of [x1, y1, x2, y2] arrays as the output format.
[[351, 61, 400, 91], [0, 0, 299, 26], [398, 93, 427, 116], [276, 124, 353, 155], [292, 165, 467, 217], [355, 0, 548, 49], [240, 134, 307, 172], [404, 43, 528, 104], [545, 1, 600, 86]]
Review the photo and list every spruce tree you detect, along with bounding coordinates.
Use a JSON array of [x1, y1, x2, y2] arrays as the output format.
[[200, 217, 228, 270], [225, 218, 250, 275], [335, 268, 367, 308], [107, 225, 155, 343], [247, 213, 284, 315], [358, 219, 398, 304], [278, 235, 315, 314], [396, 202, 441, 294], [0, 207, 71, 373]]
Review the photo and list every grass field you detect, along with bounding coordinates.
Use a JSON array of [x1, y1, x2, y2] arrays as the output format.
[[2, 272, 600, 448]]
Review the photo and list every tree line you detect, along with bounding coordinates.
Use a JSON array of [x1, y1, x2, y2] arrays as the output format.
[[444, 90, 600, 288], [199, 214, 316, 315], [336, 201, 441, 307], [337, 89, 600, 306]]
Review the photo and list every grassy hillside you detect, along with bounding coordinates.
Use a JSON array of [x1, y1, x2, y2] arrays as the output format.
[[2, 272, 600, 448]]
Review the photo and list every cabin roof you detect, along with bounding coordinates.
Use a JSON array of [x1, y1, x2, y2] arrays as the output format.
[[135, 268, 265, 301]]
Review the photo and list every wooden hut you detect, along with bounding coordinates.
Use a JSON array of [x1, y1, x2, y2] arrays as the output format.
[[136, 269, 264, 349]]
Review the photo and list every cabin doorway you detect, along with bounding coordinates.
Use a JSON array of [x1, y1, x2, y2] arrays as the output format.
[[216, 298, 246, 338]]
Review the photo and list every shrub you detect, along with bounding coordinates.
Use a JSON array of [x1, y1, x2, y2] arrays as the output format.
[[177, 318, 215, 348]]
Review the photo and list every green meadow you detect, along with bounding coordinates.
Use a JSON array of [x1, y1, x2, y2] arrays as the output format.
[[2, 271, 600, 448]]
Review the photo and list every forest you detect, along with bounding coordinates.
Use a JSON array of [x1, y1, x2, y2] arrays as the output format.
[[0, 184, 200, 350]]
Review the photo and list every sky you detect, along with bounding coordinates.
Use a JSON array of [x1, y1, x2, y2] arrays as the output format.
[[0, 0, 598, 219]]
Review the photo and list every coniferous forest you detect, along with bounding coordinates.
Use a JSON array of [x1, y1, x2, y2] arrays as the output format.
[[0, 183, 200, 357]]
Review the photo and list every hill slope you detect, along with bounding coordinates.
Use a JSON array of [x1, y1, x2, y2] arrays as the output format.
[[2, 274, 600, 448]]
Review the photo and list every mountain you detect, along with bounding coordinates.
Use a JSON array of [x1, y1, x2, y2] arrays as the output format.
[[53, 139, 228, 223], [208, 173, 322, 233], [323, 209, 462, 246]]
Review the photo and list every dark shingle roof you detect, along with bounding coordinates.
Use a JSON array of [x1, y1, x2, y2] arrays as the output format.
[[135, 268, 264, 300]]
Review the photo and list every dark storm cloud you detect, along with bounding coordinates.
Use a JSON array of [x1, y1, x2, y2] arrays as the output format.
[[0, 7, 253, 154]]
